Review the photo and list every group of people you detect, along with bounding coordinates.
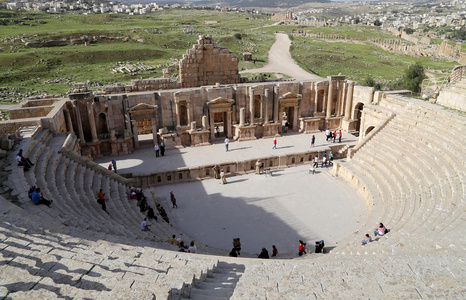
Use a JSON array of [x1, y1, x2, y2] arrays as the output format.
[[228, 238, 278, 259], [325, 129, 342, 143], [28, 186, 53, 207], [311, 152, 334, 169], [154, 142, 166, 157], [212, 164, 227, 184], [170, 235, 197, 253], [299, 239, 325, 256], [108, 158, 117, 172], [361, 223, 388, 245]]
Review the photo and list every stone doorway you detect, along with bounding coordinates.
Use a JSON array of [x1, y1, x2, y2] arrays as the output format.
[[355, 103, 364, 133], [213, 111, 227, 139], [282, 107, 294, 133], [128, 103, 159, 149], [207, 97, 235, 140]]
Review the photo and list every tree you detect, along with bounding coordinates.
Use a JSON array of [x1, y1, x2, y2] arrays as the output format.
[[404, 28, 414, 34], [354, 17, 360, 24], [402, 62, 426, 93], [234, 33, 242, 40], [374, 19, 382, 26]]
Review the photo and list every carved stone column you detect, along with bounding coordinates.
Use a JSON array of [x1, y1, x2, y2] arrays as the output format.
[[87, 102, 98, 143], [210, 111, 215, 140], [344, 81, 354, 120], [187, 100, 192, 124], [64, 109, 74, 133], [273, 86, 279, 123], [323, 89, 328, 114], [326, 79, 333, 118], [249, 87, 254, 124], [132, 120, 139, 149], [74, 103, 85, 144], [175, 102, 181, 127], [264, 89, 270, 123], [293, 105, 299, 131], [239, 108, 245, 126], [151, 117, 158, 144], [226, 108, 232, 138]]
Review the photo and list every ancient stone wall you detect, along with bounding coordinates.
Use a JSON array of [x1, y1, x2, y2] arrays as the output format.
[[178, 35, 240, 88]]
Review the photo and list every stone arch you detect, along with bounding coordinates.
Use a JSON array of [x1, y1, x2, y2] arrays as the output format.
[[354, 102, 364, 132], [96, 112, 109, 138], [365, 125, 375, 135]]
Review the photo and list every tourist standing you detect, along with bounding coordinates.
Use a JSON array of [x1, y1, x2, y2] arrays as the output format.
[[224, 138, 229, 151], [213, 164, 220, 179], [311, 135, 315, 147], [272, 137, 277, 149], [220, 169, 227, 184], [170, 191, 178, 208], [160, 141, 165, 156], [255, 159, 262, 174], [272, 245, 278, 257], [338, 130, 342, 143], [154, 143, 160, 157], [325, 129, 330, 142], [111, 158, 117, 173], [333, 130, 337, 143]]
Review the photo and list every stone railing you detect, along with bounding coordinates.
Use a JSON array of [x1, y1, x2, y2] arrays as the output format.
[[347, 111, 395, 159], [59, 148, 133, 186], [131, 146, 347, 187]]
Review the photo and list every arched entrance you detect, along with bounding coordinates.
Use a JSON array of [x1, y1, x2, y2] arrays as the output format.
[[96, 113, 109, 139], [278, 92, 301, 134], [354, 103, 364, 133], [365, 125, 375, 135]]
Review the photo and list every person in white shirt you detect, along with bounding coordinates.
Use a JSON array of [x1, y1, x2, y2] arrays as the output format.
[[141, 218, 151, 231], [224, 138, 229, 151], [188, 241, 197, 253]]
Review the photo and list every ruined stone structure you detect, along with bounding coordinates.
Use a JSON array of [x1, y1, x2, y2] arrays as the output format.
[[0, 35, 373, 159]]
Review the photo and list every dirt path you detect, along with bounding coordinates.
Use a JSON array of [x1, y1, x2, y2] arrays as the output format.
[[240, 33, 322, 81]]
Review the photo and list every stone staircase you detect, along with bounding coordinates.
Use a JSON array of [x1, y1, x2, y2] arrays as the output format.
[[0, 127, 221, 254], [335, 95, 466, 256], [182, 261, 244, 300], [0, 196, 219, 299], [1, 92, 465, 299]]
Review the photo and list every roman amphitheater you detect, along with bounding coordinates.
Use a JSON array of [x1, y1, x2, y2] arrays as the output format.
[[0, 34, 465, 299]]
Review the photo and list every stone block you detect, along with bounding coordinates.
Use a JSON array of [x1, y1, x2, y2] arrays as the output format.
[[0, 138, 13, 150]]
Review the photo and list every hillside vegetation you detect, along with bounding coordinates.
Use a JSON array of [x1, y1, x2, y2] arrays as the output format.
[[0, 9, 459, 100]]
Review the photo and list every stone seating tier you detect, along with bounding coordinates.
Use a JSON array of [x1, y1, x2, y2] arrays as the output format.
[[335, 95, 465, 254]]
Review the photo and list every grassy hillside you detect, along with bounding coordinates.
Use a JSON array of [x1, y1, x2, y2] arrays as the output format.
[[0, 10, 275, 99], [0, 10, 459, 100]]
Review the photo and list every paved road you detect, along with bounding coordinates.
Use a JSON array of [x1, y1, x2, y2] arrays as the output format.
[[241, 33, 322, 81]]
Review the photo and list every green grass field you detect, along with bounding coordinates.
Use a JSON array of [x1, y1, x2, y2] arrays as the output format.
[[0, 10, 461, 99]]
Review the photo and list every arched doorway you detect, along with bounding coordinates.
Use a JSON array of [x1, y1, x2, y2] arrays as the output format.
[[355, 103, 364, 133], [96, 113, 109, 139]]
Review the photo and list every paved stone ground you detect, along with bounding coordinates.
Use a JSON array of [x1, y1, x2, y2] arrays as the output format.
[[96, 131, 358, 175], [96, 132, 363, 258], [154, 165, 366, 258]]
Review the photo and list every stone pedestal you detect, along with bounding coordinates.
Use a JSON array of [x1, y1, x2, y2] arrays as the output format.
[[262, 123, 280, 138], [299, 117, 321, 133], [325, 117, 343, 130], [190, 130, 211, 146], [233, 124, 257, 141]]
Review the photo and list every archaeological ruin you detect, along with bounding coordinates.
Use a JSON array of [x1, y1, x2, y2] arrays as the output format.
[[0, 33, 465, 299]]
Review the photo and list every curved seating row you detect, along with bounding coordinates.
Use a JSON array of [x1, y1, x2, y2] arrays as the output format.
[[336, 95, 466, 255]]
